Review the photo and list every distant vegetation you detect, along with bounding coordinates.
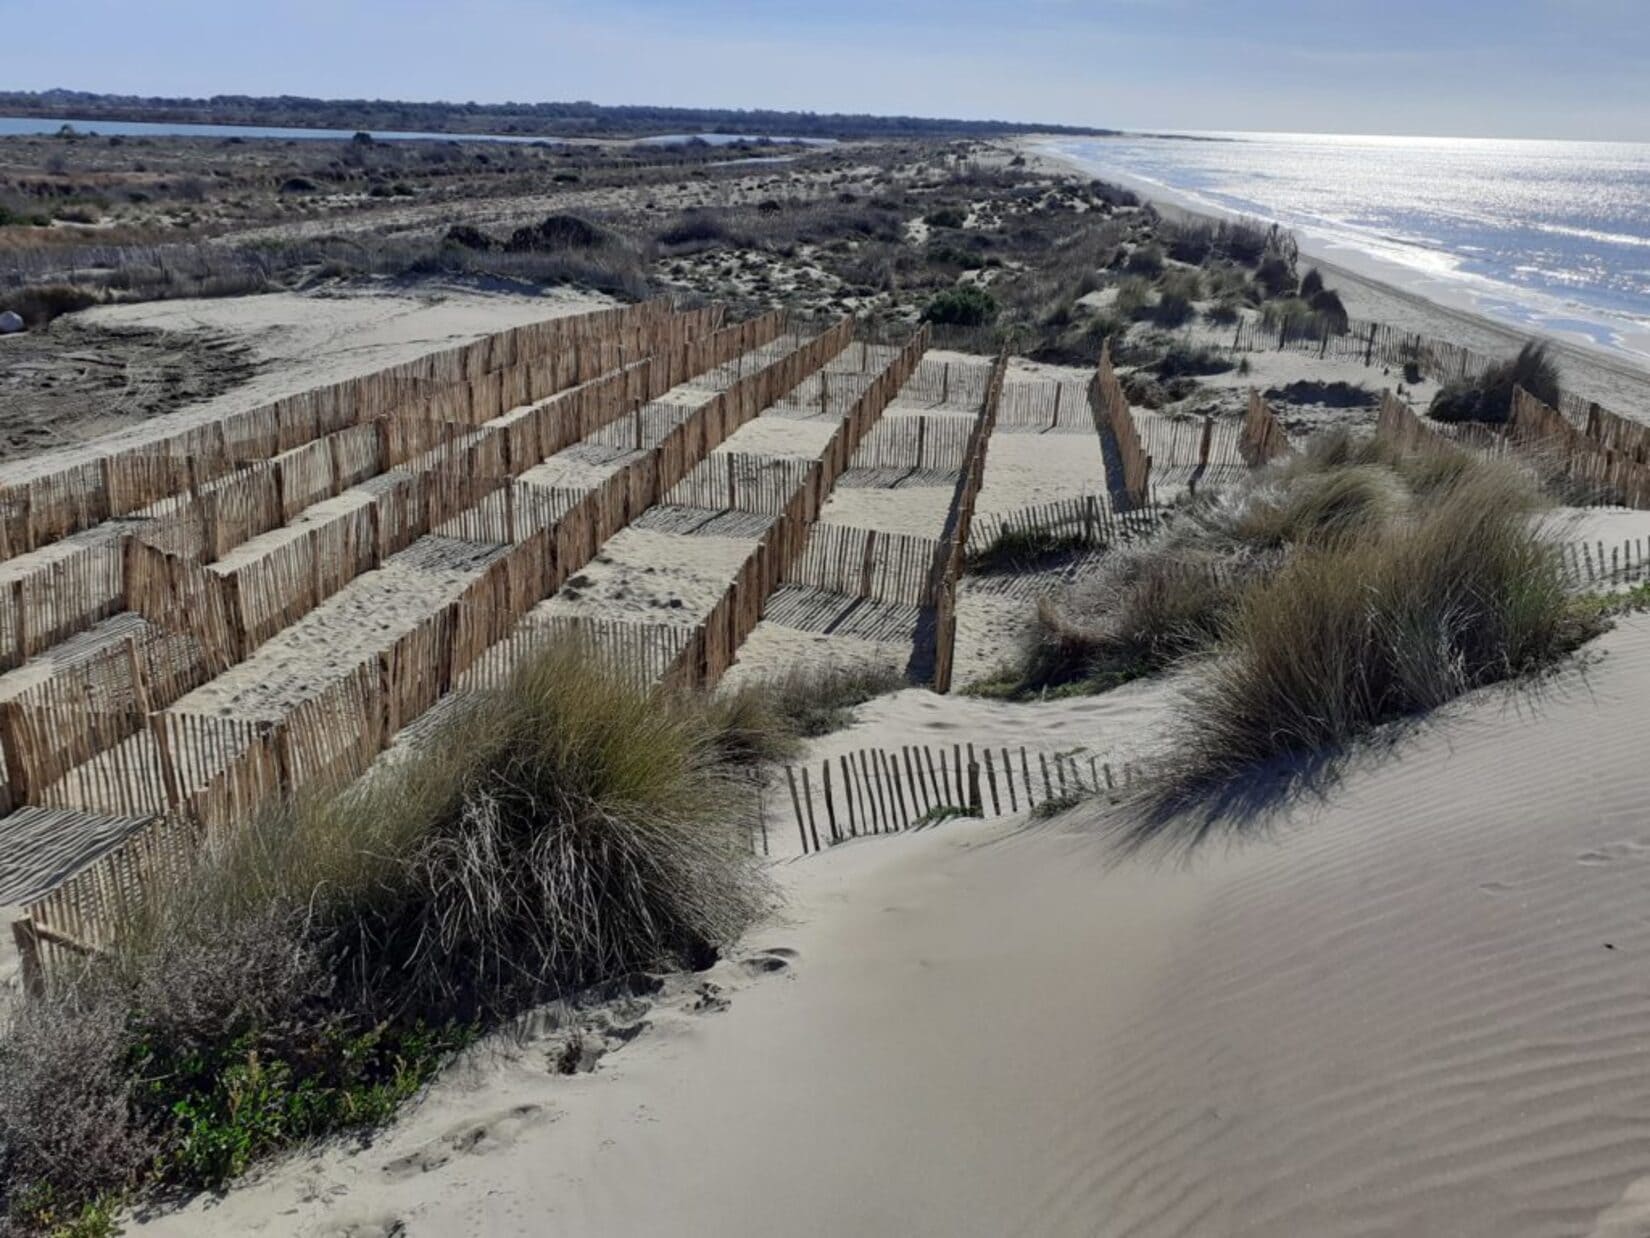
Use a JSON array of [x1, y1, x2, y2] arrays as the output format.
[[0, 89, 1119, 141]]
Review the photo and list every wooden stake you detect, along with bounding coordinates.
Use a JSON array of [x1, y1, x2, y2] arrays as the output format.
[[785, 767, 807, 853]]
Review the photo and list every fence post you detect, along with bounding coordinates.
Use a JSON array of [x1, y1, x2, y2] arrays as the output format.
[[800, 765, 821, 853], [822, 760, 839, 843], [12, 919, 44, 1000], [785, 766, 808, 854]]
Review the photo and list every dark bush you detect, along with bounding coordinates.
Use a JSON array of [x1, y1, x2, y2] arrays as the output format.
[[1155, 343, 1233, 379], [1307, 287, 1349, 334], [279, 176, 318, 194], [922, 285, 998, 326], [924, 205, 968, 229], [505, 213, 609, 252], [1301, 267, 1325, 298], [1124, 244, 1165, 277], [1151, 292, 1195, 328], [443, 224, 496, 251], [656, 211, 736, 248], [1429, 341, 1561, 425], [1254, 253, 1297, 298], [5, 284, 98, 327], [1165, 221, 1216, 265]]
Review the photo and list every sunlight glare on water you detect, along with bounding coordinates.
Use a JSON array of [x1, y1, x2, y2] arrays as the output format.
[[1048, 131, 1650, 354]]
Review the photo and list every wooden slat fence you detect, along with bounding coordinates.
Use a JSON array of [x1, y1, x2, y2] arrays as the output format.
[[1, 540, 125, 671], [850, 414, 976, 474], [1560, 537, 1650, 589], [899, 356, 994, 409], [0, 304, 746, 675], [1509, 387, 1650, 509], [12, 316, 860, 974], [1092, 340, 1151, 509], [966, 495, 1167, 558], [665, 328, 930, 692], [996, 378, 1093, 433], [785, 742, 1136, 853], [1374, 390, 1460, 457], [0, 299, 701, 564], [782, 524, 942, 608], [929, 352, 1008, 693], [1239, 389, 1290, 468], [663, 452, 818, 516]]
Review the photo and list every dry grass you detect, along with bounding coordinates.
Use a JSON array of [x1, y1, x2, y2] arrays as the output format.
[[0, 638, 776, 1222], [1136, 455, 1596, 833]]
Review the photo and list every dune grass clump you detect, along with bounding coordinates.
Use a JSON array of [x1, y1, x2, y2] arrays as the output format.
[[974, 551, 1240, 701], [1430, 340, 1561, 425], [715, 663, 907, 742], [967, 526, 1095, 575], [1144, 458, 1599, 824], [0, 641, 774, 1225]]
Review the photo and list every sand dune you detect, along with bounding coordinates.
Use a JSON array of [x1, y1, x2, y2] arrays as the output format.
[[133, 609, 1650, 1236]]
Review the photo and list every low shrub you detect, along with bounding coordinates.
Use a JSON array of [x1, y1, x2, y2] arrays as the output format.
[[1429, 341, 1560, 425], [923, 205, 968, 229], [505, 213, 610, 252], [4, 283, 99, 327], [1307, 287, 1350, 334], [922, 285, 997, 326], [742, 663, 907, 738], [1150, 291, 1195, 328], [998, 553, 1238, 699], [1154, 343, 1232, 379], [1124, 243, 1165, 277], [655, 211, 739, 249], [967, 527, 1095, 574], [1254, 253, 1297, 299]]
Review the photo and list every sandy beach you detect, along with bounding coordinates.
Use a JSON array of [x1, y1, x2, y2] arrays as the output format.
[[6, 105, 1650, 1238], [127, 615, 1650, 1237]]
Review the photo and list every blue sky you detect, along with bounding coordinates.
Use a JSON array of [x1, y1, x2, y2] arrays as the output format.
[[1, 0, 1648, 140]]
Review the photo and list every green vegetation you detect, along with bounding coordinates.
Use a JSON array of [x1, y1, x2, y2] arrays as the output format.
[[721, 663, 907, 741], [0, 640, 774, 1229], [1429, 341, 1561, 425], [979, 431, 1602, 801], [967, 527, 1095, 575], [1137, 445, 1601, 831], [922, 285, 998, 326], [923, 205, 968, 229]]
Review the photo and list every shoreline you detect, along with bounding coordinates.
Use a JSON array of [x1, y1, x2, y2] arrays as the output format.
[[1015, 136, 1650, 418]]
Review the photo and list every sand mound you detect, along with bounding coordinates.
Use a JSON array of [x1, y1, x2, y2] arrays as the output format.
[[134, 615, 1650, 1236]]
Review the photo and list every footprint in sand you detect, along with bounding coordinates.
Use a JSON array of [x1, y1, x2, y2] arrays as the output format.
[[738, 947, 797, 977], [1578, 840, 1650, 866], [380, 1104, 551, 1181], [314, 1214, 405, 1238]]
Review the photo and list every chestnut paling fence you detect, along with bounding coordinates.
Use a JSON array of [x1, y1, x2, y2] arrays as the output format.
[[783, 741, 1136, 854], [0, 302, 739, 674], [12, 318, 937, 993], [0, 308, 777, 820]]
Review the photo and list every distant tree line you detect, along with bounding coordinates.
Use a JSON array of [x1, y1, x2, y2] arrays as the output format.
[[0, 90, 1118, 141]]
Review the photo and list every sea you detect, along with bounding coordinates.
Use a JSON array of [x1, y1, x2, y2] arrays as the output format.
[[1045, 131, 1650, 363], [0, 115, 830, 148]]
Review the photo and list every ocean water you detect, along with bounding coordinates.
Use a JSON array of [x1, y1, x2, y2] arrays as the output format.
[[1046, 132, 1650, 360], [0, 116, 831, 147]]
